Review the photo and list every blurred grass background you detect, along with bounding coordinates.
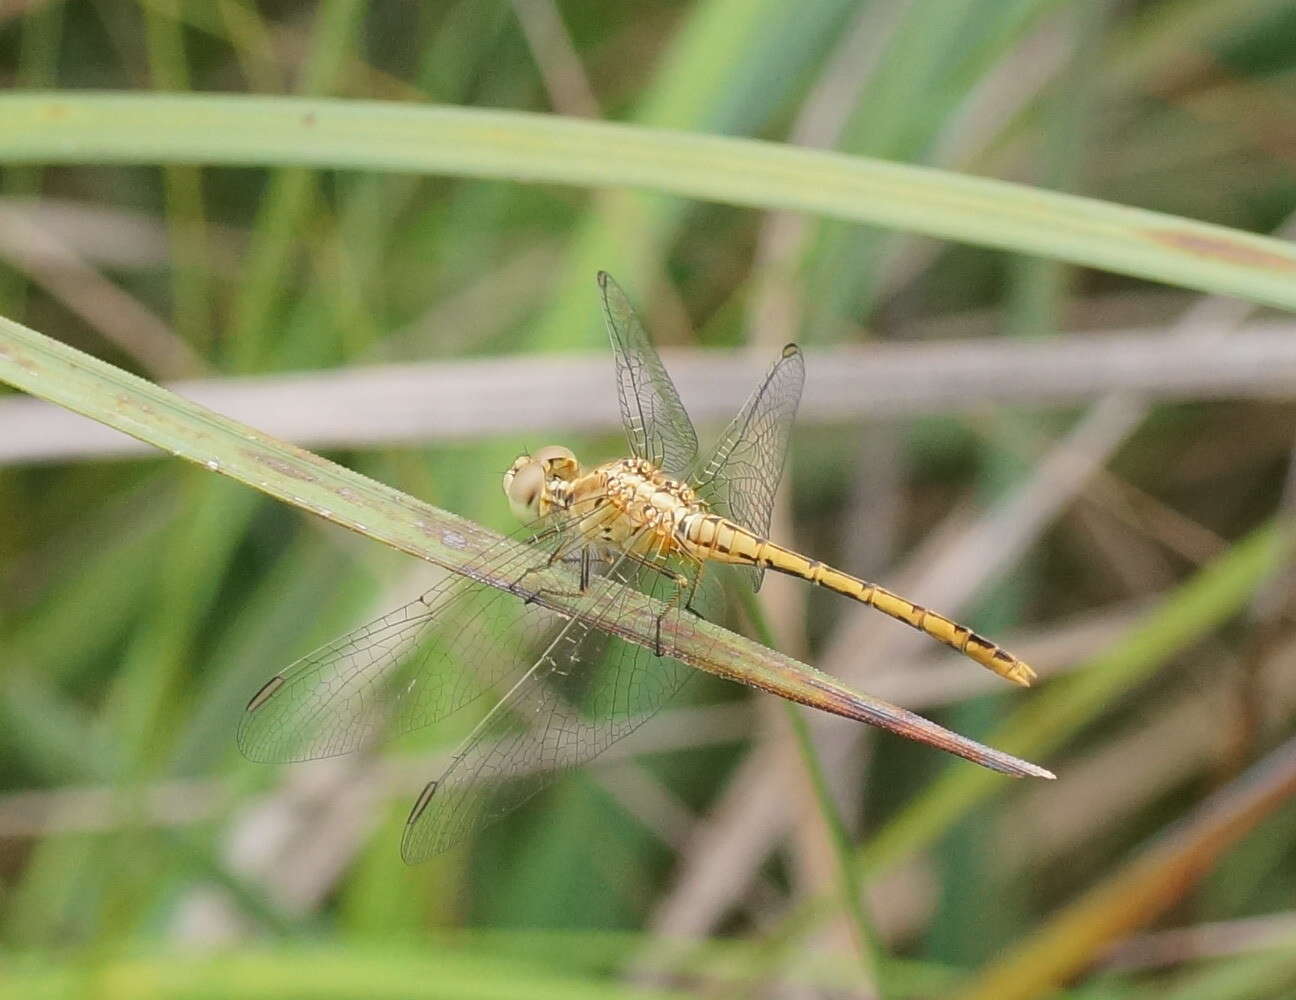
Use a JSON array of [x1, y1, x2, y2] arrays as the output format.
[[3, 1, 1296, 998]]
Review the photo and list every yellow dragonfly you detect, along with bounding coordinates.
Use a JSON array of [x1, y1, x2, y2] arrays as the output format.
[[239, 272, 1051, 862]]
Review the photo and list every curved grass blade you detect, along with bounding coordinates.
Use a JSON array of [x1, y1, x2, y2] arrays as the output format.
[[3, 93, 1296, 309], [0, 311, 1053, 782]]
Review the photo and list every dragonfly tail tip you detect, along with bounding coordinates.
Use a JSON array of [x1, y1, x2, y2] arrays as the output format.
[[1006, 662, 1037, 687]]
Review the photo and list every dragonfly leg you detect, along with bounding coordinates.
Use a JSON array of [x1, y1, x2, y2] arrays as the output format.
[[681, 558, 707, 620], [648, 551, 709, 622], [603, 539, 691, 654], [508, 501, 616, 600], [653, 575, 694, 655], [652, 550, 708, 619], [515, 548, 606, 609], [510, 539, 579, 603], [645, 545, 697, 657], [508, 563, 542, 600], [654, 556, 712, 656]]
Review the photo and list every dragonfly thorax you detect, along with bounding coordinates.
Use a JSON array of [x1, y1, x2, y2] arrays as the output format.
[[595, 457, 706, 530], [504, 445, 707, 547]]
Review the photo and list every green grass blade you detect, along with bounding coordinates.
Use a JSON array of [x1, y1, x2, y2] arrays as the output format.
[[736, 586, 886, 991], [140, 0, 212, 353], [0, 311, 1051, 782], [0, 944, 703, 999], [2, 92, 1296, 309]]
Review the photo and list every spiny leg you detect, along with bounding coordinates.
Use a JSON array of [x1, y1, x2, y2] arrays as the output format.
[[640, 539, 697, 657], [679, 555, 707, 620], [603, 535, 690, 655], [510, 536, 590, 605], [643, 548, 708, 620]]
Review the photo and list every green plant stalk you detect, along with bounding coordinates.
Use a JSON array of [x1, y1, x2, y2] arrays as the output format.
[[736, 586, 885, 994], [0, 311, 1051, 782], [209, 0, 284, 93], [2, 93, 1296, 310], [0, 945, 695, 1000], [141, 0, 212, 353], [0, 930, 965, 996], [0, 3, 64, 314]]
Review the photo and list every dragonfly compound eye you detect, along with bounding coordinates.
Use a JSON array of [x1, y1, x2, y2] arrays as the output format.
[[532, 445, 579, 481], [505, 461, 547, 520]]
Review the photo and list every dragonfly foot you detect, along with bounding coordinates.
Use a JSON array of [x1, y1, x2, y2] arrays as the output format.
[[508, 578, 547, 606]]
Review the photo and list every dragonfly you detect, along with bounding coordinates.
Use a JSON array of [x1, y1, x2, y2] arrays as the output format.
[[238, 271, 1051, 863]]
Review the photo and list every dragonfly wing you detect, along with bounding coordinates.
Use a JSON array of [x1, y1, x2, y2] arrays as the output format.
[[598, 271, 700, 478], [401, 554, 694, 861], [237, 512, 603, 764], [691, 344, 805, 590]]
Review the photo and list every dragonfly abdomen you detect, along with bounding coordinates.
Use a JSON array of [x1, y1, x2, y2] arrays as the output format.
[[686, 519, 1036, 688]]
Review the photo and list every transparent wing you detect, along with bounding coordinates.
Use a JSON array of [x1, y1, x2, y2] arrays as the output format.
[[691, 344, 805, 590], [598, 271, 699, 478], [236, 507, 613, 764], [400, 545, 697, 861]]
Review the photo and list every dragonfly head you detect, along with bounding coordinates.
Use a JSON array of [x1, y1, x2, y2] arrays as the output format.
[[503, 445, 580, 520]]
